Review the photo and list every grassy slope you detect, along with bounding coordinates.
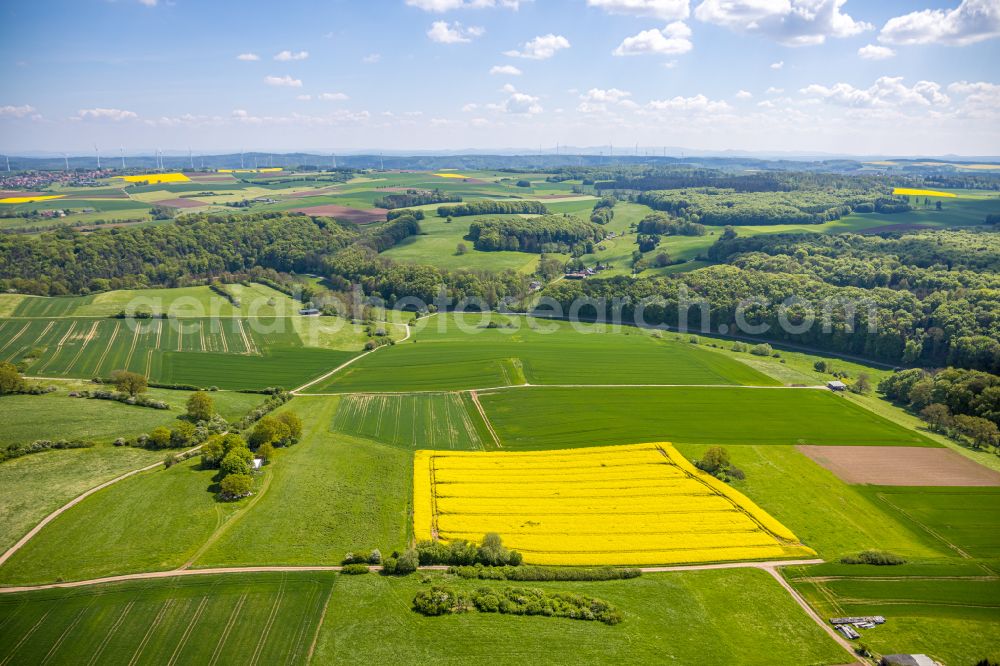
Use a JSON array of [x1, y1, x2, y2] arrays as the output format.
[[0, 446, 163, 554], [0, 457, 246, 585], [0, 573, 332, 665], [482, 386, 937, 450], [193, 397, 411, 567], [313, 569, 846, 665], [3, 386, 263, 445]]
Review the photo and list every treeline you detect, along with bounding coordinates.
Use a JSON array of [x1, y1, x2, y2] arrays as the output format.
[[467, 215, 606, 253], [324, 245, 528, 307], [880, 368, 999, 427], [540, 263, 999, 372], [362, 214, 421, 253], [637, 188, 905, 226], [0, 212, 357, 296], [437, 200, 548, 217], [636, 213, 706, 237], [374, 189, 460, 209]]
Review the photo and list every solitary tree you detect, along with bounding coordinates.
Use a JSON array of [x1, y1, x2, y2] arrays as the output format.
[[186, 391, 214, 422], [699, 446, 731, 473], [954, 415, 999, 450], [851, 373, 872, 394], [0, 361, 26, 395], [110, 369, 147, 396], [219, 474, 253, 500], [456, 242, 468, 255], [920, 403, 952, 431]]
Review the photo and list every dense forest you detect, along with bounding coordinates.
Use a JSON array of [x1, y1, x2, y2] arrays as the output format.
[[0, 212, 357, 295], [437, 200, 548, 217], [467, 215, 606, 253], [363, 214, 422, 253], [637, 188, 907, 226], [373, 189, 460, 209], [635, 213, 706, 237]]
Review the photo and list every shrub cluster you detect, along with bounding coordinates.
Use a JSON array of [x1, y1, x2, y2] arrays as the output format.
[[382, 548, 420, 575], [413, 586, 622, 625], [231, 392, 292, 431], [416, 534, 523, 567], [840, 550, 906, 566], [71, 389, 169, 410], [342, 549, 382, 565], [341, 563, 371, 575], [1, 438, 94, 464], [447, 565, 641, 582]]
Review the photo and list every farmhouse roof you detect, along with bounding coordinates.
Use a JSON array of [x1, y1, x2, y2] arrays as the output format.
[[879, 655, 939, 666]]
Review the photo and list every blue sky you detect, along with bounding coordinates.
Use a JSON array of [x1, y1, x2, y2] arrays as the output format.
[[2, 0, 999, 155]]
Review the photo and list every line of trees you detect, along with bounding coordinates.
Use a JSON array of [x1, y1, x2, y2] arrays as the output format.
[[437, 200, 548, 217], [374, 189, 460, 209], [636, 212, 706, 237]]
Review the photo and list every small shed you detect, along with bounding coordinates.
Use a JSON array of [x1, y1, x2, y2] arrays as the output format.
[[879, 655, 940, 666], [299, 308, 320, 316], [252, 458, 263, 470], [827, 380, 847, 391]]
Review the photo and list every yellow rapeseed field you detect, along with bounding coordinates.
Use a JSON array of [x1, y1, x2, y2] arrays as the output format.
[[414, 443, 814, 566], [119, 172, 191, 184], [0, 195, 64, 204], [892, 187, 957, 198], [433, 172, 471, 179]]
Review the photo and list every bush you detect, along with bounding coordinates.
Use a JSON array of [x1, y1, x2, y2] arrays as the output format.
[[341, 563, 371, 575], [219, 473, 253, 500], [383, 548, 420, 575], [416, 535, 522, 567], [413, 586, 471, 616], [840, 550, 906, 565], [750, 343, 773, 356]]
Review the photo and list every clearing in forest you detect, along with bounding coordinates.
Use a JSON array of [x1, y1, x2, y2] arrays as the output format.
[[414, 442, 815, 565]]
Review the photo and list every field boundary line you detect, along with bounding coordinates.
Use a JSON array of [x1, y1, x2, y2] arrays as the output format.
[[0, 444, 205, 569], [302, 383, 829, 396], [468, 391, 502, 449], [305, 584, 335, 664], [290, 316, 422, 394], [0, 559, 825, 594]]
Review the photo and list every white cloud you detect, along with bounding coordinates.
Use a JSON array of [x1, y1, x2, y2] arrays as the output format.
[[138, 0, 158, 6], [612, 21, 693, 55], [274, 50, 309, 61], [586, 0, 689, 20], [236, 53, 260, 61], [505, 34, 571, 59], [362, 53, 381, 63], [297, 94, 313, 101], [77, 108, 138, 121], [582, 88, 632, 102], [800, 76, 950, 108], [879, 0, 1000, 46], [648, 94, 731, 112], [770, 60, 784, 69], [462, 103, 479, 111], [490, 64, 523, 75], [694, 0, 871, 46], [427, 20, 484, 43], [319, 92, 349, 100], [265, 75, 303, 87], [735, 89, 753, 99], [0, 104, 37, 118], [766, 86, 784, 94], [496, 84, 543, 114], [405, 0, 522, 10], [948, 80, 1000, 117], [858, 44, 895, 60]]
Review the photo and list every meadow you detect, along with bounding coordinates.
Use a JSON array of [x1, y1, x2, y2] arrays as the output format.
[[304, 315, 776, 393], [0, 573, 333, 666], [4, 385, 264, 445], [481, 386, 937, 450], [192, 397, 411, 567], [415, 443, 815, 566], [312, 569, 846, 665], [0, 446, 163, 554]]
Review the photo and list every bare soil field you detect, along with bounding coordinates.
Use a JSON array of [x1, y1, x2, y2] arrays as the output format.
[[186, 174, 237, 183], [292, 204, 388, 224], [797, 445, 1000, 486], [154, 198, 205, 208]]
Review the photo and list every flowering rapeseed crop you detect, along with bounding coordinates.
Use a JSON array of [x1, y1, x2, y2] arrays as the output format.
[[414, 443, 814, 566], [119, 173, 191, 184], [892, 187, 957, 198], [0, 195, 64, 204]]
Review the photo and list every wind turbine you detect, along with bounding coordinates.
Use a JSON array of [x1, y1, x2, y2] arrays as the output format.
[[240, 149, 245, 169], [63, 153, 69, 171], [5, 155, 9, 173], [188, 147, 194, 170], [332, 153, 336, 169], [379, 153, 384, 170], [120, 146, 126, 169], [95, 144, 101, 169]]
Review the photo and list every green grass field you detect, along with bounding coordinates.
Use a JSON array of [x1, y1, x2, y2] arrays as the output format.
[[0, 457, 247, 585], [3, 386, 264, 445], [305, 315, 776, 393], [481, 386, 937, 450], [0, 573, 332, 665], [312, 569, 846, 665], [0, 446, 163, 554], [331, 393, 490, 450], [193, 397, 411, 567]]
